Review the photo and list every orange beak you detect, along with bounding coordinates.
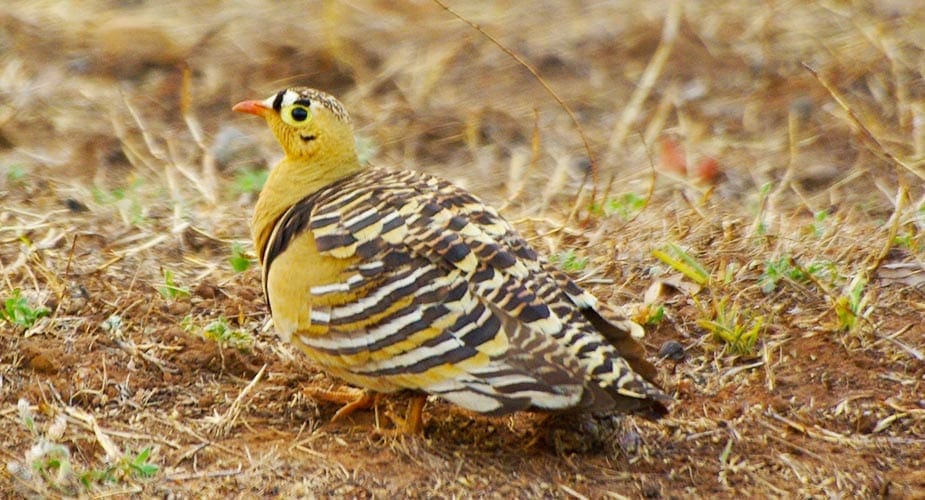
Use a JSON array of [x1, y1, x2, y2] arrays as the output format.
[[232, 99, 270, 116]]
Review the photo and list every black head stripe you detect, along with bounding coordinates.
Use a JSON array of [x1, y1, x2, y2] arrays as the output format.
[[272, 90, 285, 112], [294, 98, 312, 107]]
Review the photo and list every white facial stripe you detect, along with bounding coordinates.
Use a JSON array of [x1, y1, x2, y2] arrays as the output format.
[[281, 89, 300, 107], [261, 89, 300, 110], [262, 87, 352, 123]]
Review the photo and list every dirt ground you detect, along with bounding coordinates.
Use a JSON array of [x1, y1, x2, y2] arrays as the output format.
[[1, 0, 924, 498]]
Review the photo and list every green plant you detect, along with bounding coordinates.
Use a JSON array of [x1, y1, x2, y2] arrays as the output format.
[[806, 210, 830, 238], [92, 186, 124, 205], [124, 448, 158, 478], [92, 177, 146, 225], [697, 297, 764, 355], [31, 442, 73, 489], [1, 289, 50, 328], [892, 230, 917, 252], [652, 244, 710, 286], [79, 447, 158, 487], [202, 317, 254, 350], [157, 269, 190, 300], [834, 272, 869, 332], [750, 181, 774, 236], [229, 242, 253, 272], [16, 401, 73, 488], [550, 249, 588, 273], [759, 256, 835, 293], [591, 192, 647, 219], [232, 168, 269, 194], [12, 400, 157, 493], [19, 398, 36, 434], [184, 316, 254, 350], [7, 164, 26, 184], [643, 305, 666, 325]]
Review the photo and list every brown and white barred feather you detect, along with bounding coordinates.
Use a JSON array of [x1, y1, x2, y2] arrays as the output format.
[[261, 167, 669, 416]]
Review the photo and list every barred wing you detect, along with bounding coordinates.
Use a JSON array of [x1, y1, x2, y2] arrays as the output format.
[[265, 167, 668, 415]]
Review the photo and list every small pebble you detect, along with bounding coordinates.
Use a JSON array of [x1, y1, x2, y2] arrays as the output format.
[[63, 198, 89, 212], [659, 340, 685, 361]]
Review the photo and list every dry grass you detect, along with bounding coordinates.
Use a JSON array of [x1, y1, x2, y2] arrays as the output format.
[[1, 0, 924, 497]]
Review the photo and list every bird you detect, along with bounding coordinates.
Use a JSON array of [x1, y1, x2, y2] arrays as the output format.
[[233, 87, 670, 434]]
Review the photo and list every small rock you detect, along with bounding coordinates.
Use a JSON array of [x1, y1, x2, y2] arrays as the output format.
[[63, 198, 89, 212], [658, 340, 685, 361]]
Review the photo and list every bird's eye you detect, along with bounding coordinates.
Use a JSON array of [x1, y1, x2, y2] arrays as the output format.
[[291, 107, 309, 122]]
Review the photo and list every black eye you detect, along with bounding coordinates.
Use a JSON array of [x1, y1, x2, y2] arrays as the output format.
[[291, 107, 308, 122]]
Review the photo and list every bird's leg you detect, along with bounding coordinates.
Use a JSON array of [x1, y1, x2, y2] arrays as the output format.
[[373, 393, 427, 436], [305, 386, 376, 422], [395, 394, 427, 434], [332, 391, 377, 422], [522, 413, 553, 450], [305, 387, 425, 434]]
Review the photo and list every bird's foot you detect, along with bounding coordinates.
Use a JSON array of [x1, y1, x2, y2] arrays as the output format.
[[305, 387, 426, 435], [304, 386, 376, 422], [372, 394, 427, 436]]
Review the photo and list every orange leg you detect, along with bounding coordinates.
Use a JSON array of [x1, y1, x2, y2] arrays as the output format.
[[370, 394, 428, 436], [305, 386, 376, 422], [305, 387, 427, 434], [390, 394, 427, 434]]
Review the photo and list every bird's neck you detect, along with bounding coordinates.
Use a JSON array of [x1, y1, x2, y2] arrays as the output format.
[[251, 151, 362, 263]]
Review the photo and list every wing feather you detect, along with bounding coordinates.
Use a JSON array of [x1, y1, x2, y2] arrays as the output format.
[[266, 167, 668, 415]]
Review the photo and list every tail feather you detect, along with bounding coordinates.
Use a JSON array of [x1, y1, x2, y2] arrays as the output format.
[[579, 306, 659, 382]]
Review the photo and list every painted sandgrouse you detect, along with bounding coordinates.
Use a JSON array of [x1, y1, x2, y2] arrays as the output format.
[[233, 87, 670, 433]]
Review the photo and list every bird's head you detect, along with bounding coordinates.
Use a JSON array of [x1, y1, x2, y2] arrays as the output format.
[[233, 87, 356, 163]]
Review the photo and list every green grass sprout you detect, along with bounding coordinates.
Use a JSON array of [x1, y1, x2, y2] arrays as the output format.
[[157, 269, 190, 300], [229, 242, 254, 272], [1, 289, 50, 328], [550, 249, 589, 273], [697, 297, 764, 355]]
